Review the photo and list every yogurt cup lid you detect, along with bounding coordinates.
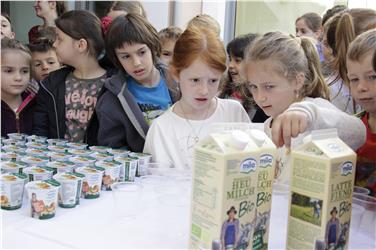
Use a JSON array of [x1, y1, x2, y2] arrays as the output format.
[[1, 172, 27, 181], [76, 166, 104, 174], [114, 156, 137, 162], [47, 161, 75, 168], [25, 142, 48, 148], [89, 146, 110, 151], [95, 159, 121, 168], [26, 135, 47, 142], [47, 151, 72, 157], [66, 142, 88, 149], [70, 156, 96, 163], [108, 148, 129, 154], [90, 152, 113, 158], [7, 133, 27, 139], [53, 172, 80, 181], [68, 149, 90, 155], [26, 148, 47, 154], [26, 179, 61, 190], [24, 166, 54, 174], [21, 156, 49, 163], [2, 145, 26, 152], [1, 161, 27, 169], [48, 145, 68, 151]]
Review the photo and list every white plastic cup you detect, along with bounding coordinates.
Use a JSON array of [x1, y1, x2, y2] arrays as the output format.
[[111, 181, 143, 219], [352, 193, 376, 237], [353, 186, 370, 195]]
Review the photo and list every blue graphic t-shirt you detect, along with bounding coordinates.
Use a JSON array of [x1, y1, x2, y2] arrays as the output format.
[[127, 76, 172, 124]]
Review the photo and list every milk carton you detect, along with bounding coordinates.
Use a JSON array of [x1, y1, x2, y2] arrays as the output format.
[[189, 129, 276, 250], [286, 129, 356, 250]]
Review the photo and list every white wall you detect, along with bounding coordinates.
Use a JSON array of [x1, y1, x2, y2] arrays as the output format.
[[142, 0, 170, 32]]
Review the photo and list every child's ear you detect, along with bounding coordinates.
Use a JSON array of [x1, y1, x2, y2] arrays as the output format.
[[76, 38, 88, 53], [49, 1, 56, 10], [294, 72, 305, 91]]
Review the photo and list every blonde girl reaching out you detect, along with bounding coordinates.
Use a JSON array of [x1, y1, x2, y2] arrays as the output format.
[[143, 27, 250, 170], [244, 32, 366, 183]]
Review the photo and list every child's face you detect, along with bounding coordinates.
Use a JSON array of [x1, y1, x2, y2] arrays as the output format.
[[176, 58, 221, 113], [53, 28, 76, 66], [160, 39, 176, 65], [1, 15, 14, 39], [228, 53, 243, 83], [34, 1, 54, 18], [31, 50, 60, 81], [347, 54, 376, 114], [245, 60, 302, 118], [295, 19, 320, 41], [115, 43, 155, 85], [1, 50, 30, 97]]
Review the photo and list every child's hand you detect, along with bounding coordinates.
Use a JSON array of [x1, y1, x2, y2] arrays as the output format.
[[271, 111, 309, 148]]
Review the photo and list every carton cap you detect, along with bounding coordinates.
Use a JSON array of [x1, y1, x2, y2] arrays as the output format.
[[249, 129, 266, 147], [230, 130, 249, 150]]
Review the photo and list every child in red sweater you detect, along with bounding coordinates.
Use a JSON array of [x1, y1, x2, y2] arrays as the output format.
[[347, 29, 376, 196]]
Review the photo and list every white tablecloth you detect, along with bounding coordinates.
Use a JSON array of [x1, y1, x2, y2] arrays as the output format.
[[2, 177, 375, 249]]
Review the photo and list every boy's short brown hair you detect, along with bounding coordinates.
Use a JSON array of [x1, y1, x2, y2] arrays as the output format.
[[158, 26, 182, 43], [105, 13, 161, 70]]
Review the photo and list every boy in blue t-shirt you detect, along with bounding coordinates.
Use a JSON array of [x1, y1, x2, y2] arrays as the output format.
[[96, 13, 179, 152]]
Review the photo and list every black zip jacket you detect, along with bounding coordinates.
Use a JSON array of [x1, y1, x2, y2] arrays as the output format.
[[32, 67, 110, 145]]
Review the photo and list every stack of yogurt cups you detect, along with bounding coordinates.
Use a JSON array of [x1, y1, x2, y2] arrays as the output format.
[[1, 133, 152, 220]]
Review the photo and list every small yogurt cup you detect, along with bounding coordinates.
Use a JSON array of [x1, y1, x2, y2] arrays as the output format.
[[47, 161, 75, 174], [25, 148, 49, 157], [2, 145, 26, 153], [23, 166, 54, 182], [90, 151, 114, 161], [66, 142, 88, 150], [68, 149, 91, 156], [95, 160, 121, 190], [47, 151, 73, 162], [107, 148, 129, 157], [128, 152, 152, 176], [7, 133, 27, 141], [69, 156, 96, 168], [21, 155, 49, 167], [25, 180, 60, 219], [47, 139, 68, 146], [75, 166, 104, 199], [53, 172, 84, 208], [2, 139, 26, 147], [0, 161, 28, 174], [26, 135, 47, 144], [89, 146, 111, 153], [114, 156, 138, 182], [47, 145, 69, 153], [1, 173, 27, 210], [25, 142, 48, 149]]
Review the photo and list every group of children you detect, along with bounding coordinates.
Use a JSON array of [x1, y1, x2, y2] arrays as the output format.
[[1, 3, 375, 196]]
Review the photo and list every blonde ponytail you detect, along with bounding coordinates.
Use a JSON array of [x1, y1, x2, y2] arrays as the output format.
[[334, 13, 356, 86], [300, 37, 330, 100]]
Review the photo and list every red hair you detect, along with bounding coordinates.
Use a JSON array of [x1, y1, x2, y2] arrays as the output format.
[[170, 26, 226, 76]]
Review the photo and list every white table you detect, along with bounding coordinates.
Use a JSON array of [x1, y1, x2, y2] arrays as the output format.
[[2, 177, 375, 249]]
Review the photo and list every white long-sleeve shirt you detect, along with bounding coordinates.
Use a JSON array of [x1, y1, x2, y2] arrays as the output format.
[[143, 98, 251, 170], [264, 97, 366, 184]]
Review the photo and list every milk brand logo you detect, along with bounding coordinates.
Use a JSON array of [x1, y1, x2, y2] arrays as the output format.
[[260, 154, 273, 168], [240, 158, 257, 174], [341, 161, 353, 176]]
